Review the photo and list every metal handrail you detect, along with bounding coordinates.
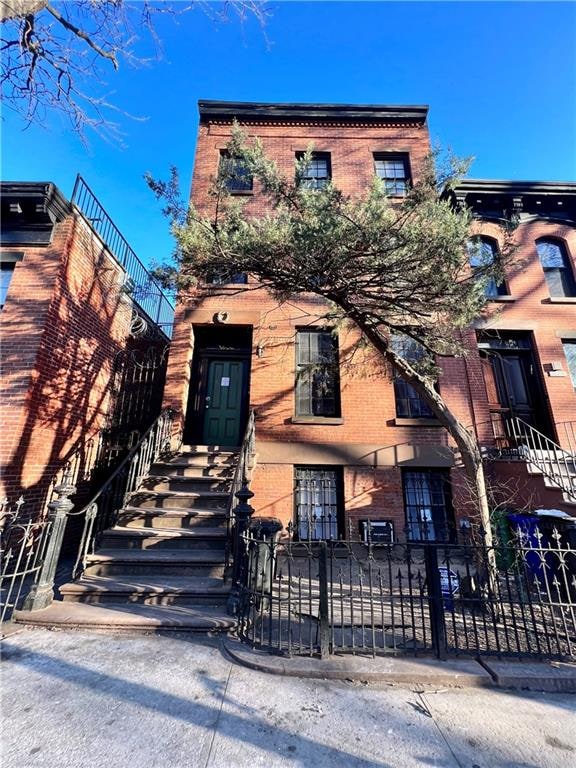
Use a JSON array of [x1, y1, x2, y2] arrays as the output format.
[[72, 408, 174, 577], [225, 410, 256, 572], [505, 416, 576, 502], [71, 175, 175, 337], [557, 421, 576, 455]]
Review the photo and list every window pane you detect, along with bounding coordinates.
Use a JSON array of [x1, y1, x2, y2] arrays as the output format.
[[374, 155, 409, 195], [563, 341, 576, 388], [0, 263, 15, 308], [537, 240, 576, 297], [297, 153, 331, 190], [391, 334, 435, 418], [295, 331, 340, 417], [219, 153, 253, 192]]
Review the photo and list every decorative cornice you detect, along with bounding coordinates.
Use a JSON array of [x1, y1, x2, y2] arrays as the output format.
[[1, 182, 71, 246], [199, 100, 429, 126]]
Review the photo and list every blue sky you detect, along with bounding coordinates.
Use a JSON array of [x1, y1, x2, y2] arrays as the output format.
[[3, 1, 576, 273]]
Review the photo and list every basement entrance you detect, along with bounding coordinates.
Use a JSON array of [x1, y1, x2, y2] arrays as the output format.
[[184, 325, 252, 446]]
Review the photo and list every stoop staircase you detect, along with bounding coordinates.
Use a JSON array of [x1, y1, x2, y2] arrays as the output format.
[[16, 445, 241, 633]]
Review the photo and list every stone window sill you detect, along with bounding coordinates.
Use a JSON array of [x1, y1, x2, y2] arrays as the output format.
[[489, 295, 516, 303], [546, 297, 576, 304], [393, 417, 443, 427], [290, 417, 344, 425]]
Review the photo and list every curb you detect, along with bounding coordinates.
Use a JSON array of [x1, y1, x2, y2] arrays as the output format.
[[223, 638, 576, 692], [222, 637, 494, 688]]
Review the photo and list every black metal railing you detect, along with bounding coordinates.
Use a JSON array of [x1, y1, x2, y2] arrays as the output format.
[[235, 522, 576, 661], [225, 410, 256, 573], [71, 408, 174, 578], [0, 498, 53, 622], [487, 415, 576, 502], [71, 175, 174, 337]]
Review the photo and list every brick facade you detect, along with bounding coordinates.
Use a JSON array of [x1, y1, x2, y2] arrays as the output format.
[[0, 183, 164, 516], [164, 102, 576, 539]]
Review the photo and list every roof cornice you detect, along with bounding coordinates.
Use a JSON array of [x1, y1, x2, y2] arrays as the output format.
[[198, 100, 428, 125]]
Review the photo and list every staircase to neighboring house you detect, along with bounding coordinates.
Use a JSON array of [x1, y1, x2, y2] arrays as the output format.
[[490, 417, 576, 507], [13, 414, 251, 633]]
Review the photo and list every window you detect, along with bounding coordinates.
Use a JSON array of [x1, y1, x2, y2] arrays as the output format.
[[0, 262, 16, 308], [391, 335, 435, 418], [374, 154, 410, 195], [402, 470, 454, 542], [536, 239, 576, 298], [467, 237, 507, 297], [295, 467, 341, 540], [295, 329, 340, 417], [219, 151, 253, 193], [563, 341, 576, 388], [296, 152, 331, 190], [206, 271, 248, 285]]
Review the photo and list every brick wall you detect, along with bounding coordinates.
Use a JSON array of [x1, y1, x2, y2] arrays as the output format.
[[1, 212, 135, 514], [164, 109, 576, 533]]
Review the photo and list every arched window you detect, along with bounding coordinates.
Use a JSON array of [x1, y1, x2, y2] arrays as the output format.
[[467, 237, 507, 297], [536, 239, 576, 297]]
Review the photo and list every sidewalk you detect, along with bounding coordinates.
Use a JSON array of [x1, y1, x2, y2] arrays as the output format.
[[2, 626, 575, 768]]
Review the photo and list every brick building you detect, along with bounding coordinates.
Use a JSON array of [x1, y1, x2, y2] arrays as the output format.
[[163, 101, 576, 542], [0, 179, 173, 515]]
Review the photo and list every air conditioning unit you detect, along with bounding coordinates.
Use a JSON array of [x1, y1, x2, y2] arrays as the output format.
[[360, 520, 394, 545]]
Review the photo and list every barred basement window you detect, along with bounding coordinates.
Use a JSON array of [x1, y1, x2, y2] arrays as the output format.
[[295, 467, 342, 540], [295, 329, 341, 417], [402, 469, 454, 542], [374, 154, 410, 196]]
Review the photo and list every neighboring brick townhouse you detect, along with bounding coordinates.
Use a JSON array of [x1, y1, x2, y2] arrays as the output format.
[[163, 101, 576, 543], [0, 180, 172, 515]]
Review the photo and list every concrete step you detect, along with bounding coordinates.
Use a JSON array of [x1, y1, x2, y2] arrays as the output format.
[[140, 476, 233, 494], [59, 575, 230, 606], [13, 602, 236, 633], [150, 462, 235, 479], [127, 490, 229, 511], [175, 449, 239, 466], [99, 526, 227, 551], [83, 549, 226, 578], [117, 507, 228, 530]]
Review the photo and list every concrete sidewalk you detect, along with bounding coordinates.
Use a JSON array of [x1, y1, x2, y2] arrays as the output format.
[[2, 627, 575, 768]]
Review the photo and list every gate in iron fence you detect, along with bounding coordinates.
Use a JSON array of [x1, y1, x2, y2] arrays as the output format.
[[0, 498, 53, 622], [235, 530, 576, 661]]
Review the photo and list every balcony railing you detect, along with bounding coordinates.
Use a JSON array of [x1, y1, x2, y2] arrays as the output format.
[[71, 175, 174, 337]]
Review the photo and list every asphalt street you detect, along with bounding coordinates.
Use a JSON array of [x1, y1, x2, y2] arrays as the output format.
[[1, 628, 575, 768]]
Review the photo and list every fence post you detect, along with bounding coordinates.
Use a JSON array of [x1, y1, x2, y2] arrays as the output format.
[[23, 469, 76, 612], [424, 544, 447, 660], [318, 541, 330, 659], [227, 481, 255, 616]]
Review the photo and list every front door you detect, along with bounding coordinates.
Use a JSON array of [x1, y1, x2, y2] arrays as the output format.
[[202, 358, 247, 446], [479, 333, 552, 441]]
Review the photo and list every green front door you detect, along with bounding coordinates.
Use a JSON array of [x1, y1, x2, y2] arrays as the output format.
[[202, 359, 246, 446]]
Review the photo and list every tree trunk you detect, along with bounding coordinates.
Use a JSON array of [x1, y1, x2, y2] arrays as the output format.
[[335, 298, 494, 549], [1, 1, 47, 22]]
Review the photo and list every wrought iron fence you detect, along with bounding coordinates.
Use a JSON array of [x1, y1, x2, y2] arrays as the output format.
[[235, 523, 576, 661], [1, 497, 53, 622], [71, 175, 174, 337]]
